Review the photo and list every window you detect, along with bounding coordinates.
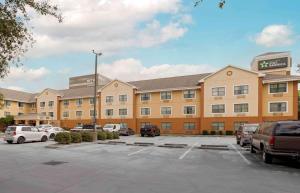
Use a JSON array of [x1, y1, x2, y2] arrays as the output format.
[[49, 112, 54, 117], [90, 98, 95, 105], [4, 112, 10, 116], [184, 122, 195, 130], [106, 109, 113, 116], [141, 108, 150, 115], [161, 107, 172, 115], [234, 85, 248, 95], [161, 122, 172, 130], [141, 122, 150, 128], [120, 122, 128, 129], [161, 91, 172, 100], [212, 104, 225, 113], [63, 100, 69, 106], [106, 96, 113, 103], [119, 95, 127, 102], [270, 102, 287, 112], [40, 102, 45, 107], [90, 110, 97, 117], [48, 101, 54, 107], [41, 112, 46, 116], [119, 108, 128, 116], [212, 87, 225, 96], [141, 93, 150, 101], [18, 102, 24, 107], [234, 103, 248, 113], [4, 100, 11, 107], [234, 122, 248, 131], [18, 113, 24, 116], [63, 111, 69, 118], [183, 90, 195, 99], [211, 122, 225, 130], [269, 83, 287, 93], [76, 111, 82, 117], [184, 106, 195, 115], [76, 99, 83, 106]]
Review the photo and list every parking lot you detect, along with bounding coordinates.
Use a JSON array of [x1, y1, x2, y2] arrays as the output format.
[[0, 136, 299, 193]]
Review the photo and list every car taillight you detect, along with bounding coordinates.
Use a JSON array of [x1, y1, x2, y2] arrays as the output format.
[[13, 131, 16, 136], [269, 135, 275, 147]]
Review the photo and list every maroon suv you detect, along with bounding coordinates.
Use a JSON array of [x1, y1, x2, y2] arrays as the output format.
[[140, 125, 160, 137], [251, 121, 300, 164]]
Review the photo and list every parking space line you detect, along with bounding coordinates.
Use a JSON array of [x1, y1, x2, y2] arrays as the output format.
[[128, 147, 150, 156], [179, 142, 198, 160], [230, 144, 251, 165]]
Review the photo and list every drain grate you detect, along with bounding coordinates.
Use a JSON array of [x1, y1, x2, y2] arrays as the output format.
[[43, 161, 68, 166]]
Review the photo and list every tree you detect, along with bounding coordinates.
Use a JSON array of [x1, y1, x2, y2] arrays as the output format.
[[194, 0, 226, 9], [0, 0, 62, 78], [0, 115, 14, 131]]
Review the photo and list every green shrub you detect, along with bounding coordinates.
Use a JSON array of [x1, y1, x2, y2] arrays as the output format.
[[112, 132, 119, 139], [70, 132, 82, 143], [105, 131, 113, 140], [225, 130, 234, 135], [81, 132, 94, 142], [218, 130, 223, 135], [54, 132, 71, 144], [202, 130, 209, 135], [210, 130, 216, 135], [97, 131, 107, 140]]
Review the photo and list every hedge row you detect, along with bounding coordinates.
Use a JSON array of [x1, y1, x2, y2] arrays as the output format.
[[55, 131, 119, 144], [202, 130, 234, 135]]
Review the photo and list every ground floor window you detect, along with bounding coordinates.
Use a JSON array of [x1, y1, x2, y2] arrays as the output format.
[[233, 122, 248, 131], [161, 122, 172, 130], [120, 122, 128, 129], [140, 122, 151, 128], [211, 122, 225, 130], [184, 122, 195, 130]]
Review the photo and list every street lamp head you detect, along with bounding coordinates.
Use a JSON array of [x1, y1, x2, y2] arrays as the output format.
[[92, 50, 102, 56]]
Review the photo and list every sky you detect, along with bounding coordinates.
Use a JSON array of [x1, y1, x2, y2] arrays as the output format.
[[1, 0, 300, 92]]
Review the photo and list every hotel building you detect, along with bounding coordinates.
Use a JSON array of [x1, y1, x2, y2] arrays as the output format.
[[0, 52, 299, 134]]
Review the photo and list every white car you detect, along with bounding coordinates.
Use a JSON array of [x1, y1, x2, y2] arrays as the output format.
[[36, 124, 52, 132], [102, 124, 120, 132], [4, 125, 48, 144], [45, 127, 68, 139]]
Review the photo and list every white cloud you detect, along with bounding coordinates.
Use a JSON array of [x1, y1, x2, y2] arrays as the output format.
[[2, 66, 50, 82], [27, 0, 191, 57], [99, 58, 216, 81], [254, 24, 295, 47]]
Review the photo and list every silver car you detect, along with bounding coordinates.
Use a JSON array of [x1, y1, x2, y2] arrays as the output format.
[[237, 124, 259, 147]]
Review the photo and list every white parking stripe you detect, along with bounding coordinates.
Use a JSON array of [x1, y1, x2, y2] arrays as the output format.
[[230, 144, 251, 165], [128, 147, 150, 156], [179, 142, 198, 160]]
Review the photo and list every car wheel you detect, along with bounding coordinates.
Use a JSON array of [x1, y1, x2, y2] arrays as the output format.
[[262, 150, 273, 164], [141, 134, 144, 137], [6, 140, 13, 144], [237, 140, 240, 145], [250, 145, 256, 153], [17, 137, 25, 144], [241, 142, 245, 147], [41, 136, 48, 142], [49, 133, 55, 139]]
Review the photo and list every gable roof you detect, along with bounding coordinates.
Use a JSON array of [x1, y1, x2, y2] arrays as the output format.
[[262, 74, 300, 83], [128, 73, 211, 92], [59, 86, 103, 100], [99, 79, 137, 92], [0, 88, 37, 103]]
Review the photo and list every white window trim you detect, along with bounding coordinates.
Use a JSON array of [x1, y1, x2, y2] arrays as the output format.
[[119, 108, 128, 116], [76, 111, 83, 117], [63, 111, 69, 118], [183, 105, 196, 115], [268, 82, 288, 94], [211, 104, 226, 114], [183, 89, 196, 99], [140, 93, 151, 102], [140, 107, 151, 116], [268, 101, 288, 113], [119, 94, 128, 102], [211, 86, 226, 97], [160, 106, 172, 116], [233, 103, 249, 113], [233, 84, 249, 96], [160, 91, 172, 101], [105, 96, 114, 103], [105, 109, 114, 116]]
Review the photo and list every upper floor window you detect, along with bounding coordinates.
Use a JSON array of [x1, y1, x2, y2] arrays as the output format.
[[141, 93, 151, 101], [269, 83, 287, 93], [269, 102, 287, 112], [76, 111, 82, 117], [161, 91, 172, 100], [141, 108, 150, 116], [234, 85, 248, 95], [183, 90, 195, 99], [76, 98, 83, 106], [18, 102, 24, 108], [4, 100, 11, 107], [212, 104, 225, 113], [105, 109, 113, 116], [48, 101, 54, 107], [184, 106, 196, 115], [106, 96, 113, 103], [90, 98, 95, 105], [40, 102, 45, 108], [63, 111, 69, 118], [119, 108, 128, 116], [161, 107, 172, 115], [49, 112, 54, 117], [234, 103, 248, 113], [63, 100, 69, 106], [212, 87, 225, 96], [119, 95, 127, 102]]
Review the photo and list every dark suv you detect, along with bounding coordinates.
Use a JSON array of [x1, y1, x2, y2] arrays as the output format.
[[140, 125, 160, 137], [251, 121, 300, 164]]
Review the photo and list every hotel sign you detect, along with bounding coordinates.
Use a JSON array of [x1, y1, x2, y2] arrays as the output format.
[[258, 57, 288, 70]]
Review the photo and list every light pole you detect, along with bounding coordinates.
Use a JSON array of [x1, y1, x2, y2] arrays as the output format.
[[92, 50, 102, 136]]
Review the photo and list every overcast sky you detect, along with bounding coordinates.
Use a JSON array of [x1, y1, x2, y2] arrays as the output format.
[[1, 0, 300, 92]]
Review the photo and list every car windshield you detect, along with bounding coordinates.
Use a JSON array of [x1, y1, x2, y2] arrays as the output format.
[[6, 126, 16, 132]]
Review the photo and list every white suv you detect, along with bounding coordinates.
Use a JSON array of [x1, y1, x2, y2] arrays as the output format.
[[4, 125, 48, 144], [45, 127, 67, 139]]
